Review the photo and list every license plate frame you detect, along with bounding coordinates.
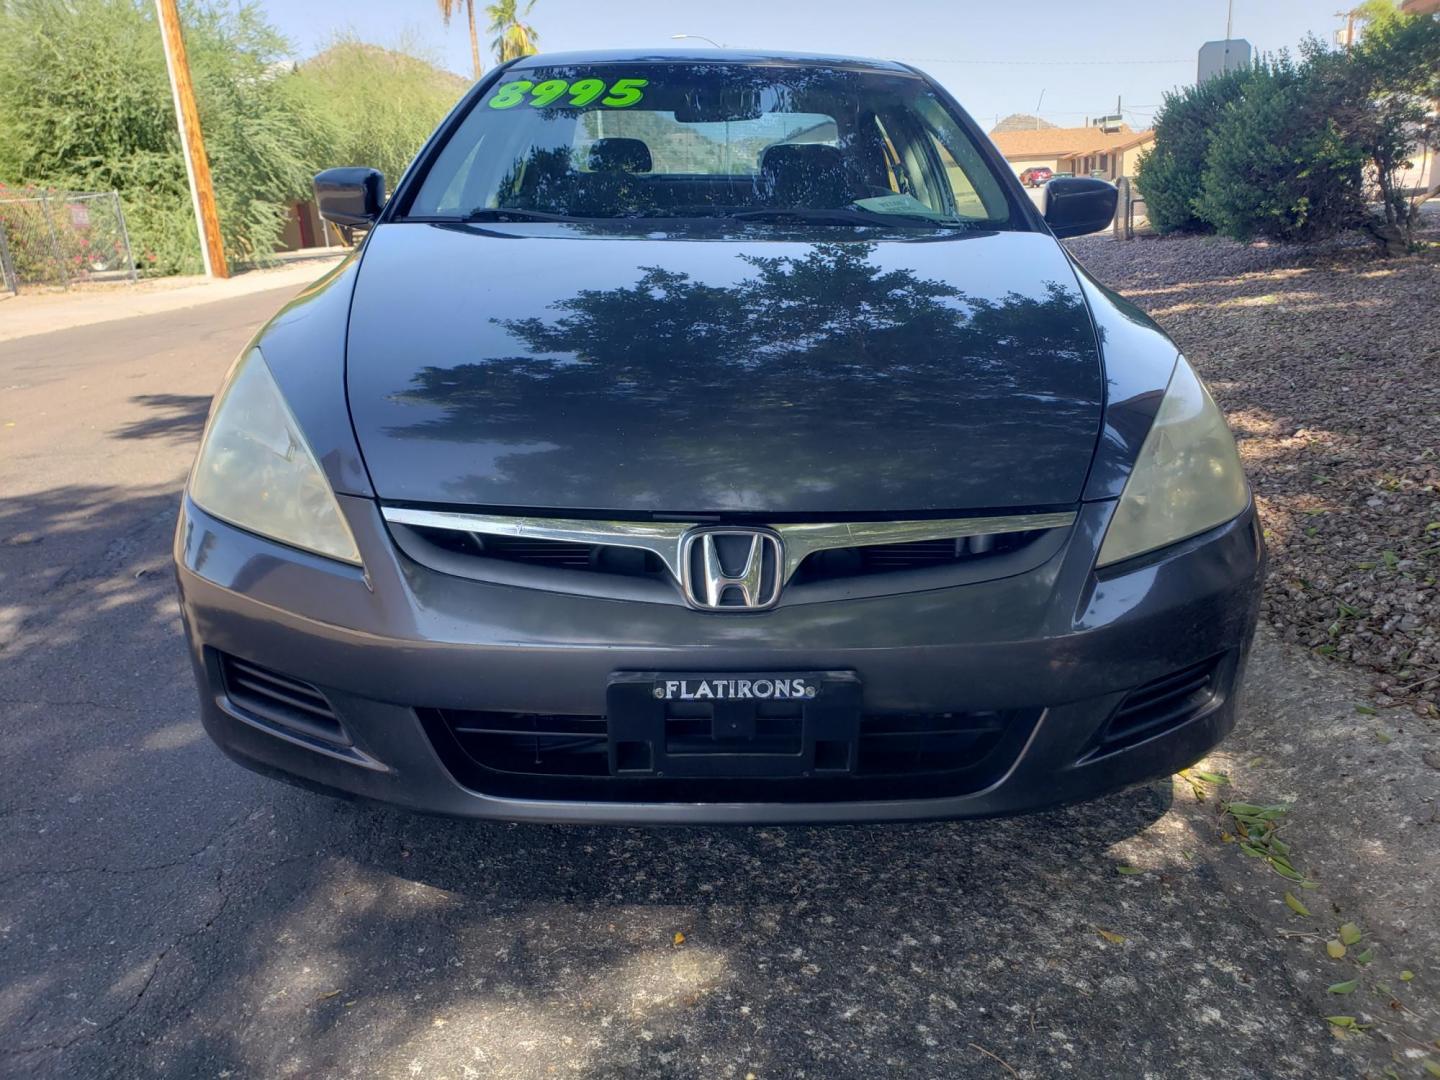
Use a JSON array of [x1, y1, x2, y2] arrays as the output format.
[[605, 671, 861, 779]]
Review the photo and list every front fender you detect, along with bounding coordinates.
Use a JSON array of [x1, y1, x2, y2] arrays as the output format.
[[1068, 256, 1180, 502], [249, 254, 373, 498]]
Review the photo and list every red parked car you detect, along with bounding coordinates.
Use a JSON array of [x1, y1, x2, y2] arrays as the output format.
[[1019, 167, 1053, 188]]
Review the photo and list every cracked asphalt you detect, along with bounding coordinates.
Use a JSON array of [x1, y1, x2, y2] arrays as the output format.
[[2, 284, 1438, 1079]]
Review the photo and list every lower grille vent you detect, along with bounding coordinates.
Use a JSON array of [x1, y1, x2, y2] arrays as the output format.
[[1088, 656, 1224, 758], [443, 712, 609, 775], [419, 706, 1037, 803], [218, 654, 348, 745]]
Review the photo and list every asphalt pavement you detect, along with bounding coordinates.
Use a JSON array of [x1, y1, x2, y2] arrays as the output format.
[[1, 285, 1437, 1079]]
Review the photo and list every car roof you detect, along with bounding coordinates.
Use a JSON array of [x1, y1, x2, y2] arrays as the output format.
[[506, 48, 918, 75]]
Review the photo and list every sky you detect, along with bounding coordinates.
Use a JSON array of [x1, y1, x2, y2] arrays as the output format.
[[255, 0, 1353, 132]]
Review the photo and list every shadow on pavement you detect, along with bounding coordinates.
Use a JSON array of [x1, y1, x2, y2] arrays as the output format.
[[111, 393, 213, 444], [128, 779, 1192, 1079]]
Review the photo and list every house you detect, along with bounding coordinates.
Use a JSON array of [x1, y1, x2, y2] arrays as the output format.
[[987, 123, 1156, 182]]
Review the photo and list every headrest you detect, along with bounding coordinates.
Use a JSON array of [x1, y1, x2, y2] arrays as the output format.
[[760, 143, 845, 176], [758, 143, 850, 207], [586, 138, 652, 173]]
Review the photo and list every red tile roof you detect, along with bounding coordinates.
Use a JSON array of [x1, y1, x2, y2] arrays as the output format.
[[988, 125, 1155, 160]]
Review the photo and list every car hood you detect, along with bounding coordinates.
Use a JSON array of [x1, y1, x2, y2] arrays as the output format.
[[345, 222, 1103, 514]]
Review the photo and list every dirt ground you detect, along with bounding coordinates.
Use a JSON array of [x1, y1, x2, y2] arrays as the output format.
[[1067, 226, 1440, 721]]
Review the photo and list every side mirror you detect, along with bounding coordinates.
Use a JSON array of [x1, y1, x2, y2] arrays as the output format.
[[314, 167, 385, 228], [1042, 176, 1117, 239]]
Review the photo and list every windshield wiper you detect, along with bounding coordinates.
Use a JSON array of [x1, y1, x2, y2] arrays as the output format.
[[729, 207, 970, 229], [462, 207, 580, 223]]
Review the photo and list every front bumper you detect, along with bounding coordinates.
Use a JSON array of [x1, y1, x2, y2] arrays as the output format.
[[175, 494, 1264, 824]]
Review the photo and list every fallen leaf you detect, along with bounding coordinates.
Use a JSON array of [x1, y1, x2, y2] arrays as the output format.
[[1225, 802, 1267, 816], [672, 932, 686, 946], [1376, 731, 1393, 744], [1401, 970, 1415, 982], [1095, 927, 1125, 945], [315, 989, 342, 1002], [1284, 892, 1311, 917], [1355, 948, 1374, 965], [1270, 859, 1305, 882], [1327, 979, 1359, 995], [1324, 1015, 1356, 1027], [1355, 704, 1377, 715], [1116, 865, 1143, 875], [1327, 940, 1347, 959], [1339, 923, 1362, 946], [1424, 1061, 1440, 1079], [1191, 770, 1229, 785]]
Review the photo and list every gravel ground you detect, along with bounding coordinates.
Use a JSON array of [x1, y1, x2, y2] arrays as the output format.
[[1067, 224, 1440, 720]]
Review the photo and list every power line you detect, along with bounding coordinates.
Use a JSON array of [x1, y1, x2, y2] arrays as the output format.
[[992, 107, 1161, 118], [894, 55, 1189, 67]]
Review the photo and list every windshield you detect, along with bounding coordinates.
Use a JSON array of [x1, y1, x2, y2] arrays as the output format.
[[405, 62, 1019, 229]]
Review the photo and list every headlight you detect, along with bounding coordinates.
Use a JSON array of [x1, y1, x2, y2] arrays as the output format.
[[1097, 356, 1249, 567], [189, 348, 362, 566]]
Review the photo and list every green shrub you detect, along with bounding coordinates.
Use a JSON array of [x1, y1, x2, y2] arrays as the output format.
[[294, 36, 467, 188], [1136, 7, 1438, 251], [0, 0, 326, 274], [1195, 57, 1367, 243], [1135, 68, 1252, 233]]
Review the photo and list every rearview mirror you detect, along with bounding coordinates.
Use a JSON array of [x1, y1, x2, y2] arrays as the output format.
[[1042, 176, 1117, 239], [314, 167, 385, 228], [674, 88, 763, 123]]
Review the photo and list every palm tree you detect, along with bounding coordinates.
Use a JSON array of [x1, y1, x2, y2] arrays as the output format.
[[437, 0, 483, 81], [485, 0, 539, 64]]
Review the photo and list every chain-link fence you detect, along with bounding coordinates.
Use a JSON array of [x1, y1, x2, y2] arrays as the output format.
[[0, 191, 136, 291], [0, 221, 17, 296]]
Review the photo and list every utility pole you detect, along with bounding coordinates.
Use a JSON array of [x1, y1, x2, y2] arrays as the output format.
[[155, 0, 227, 278], [1223, 0, 1235, 72], [1334, 8, 1358, 48]]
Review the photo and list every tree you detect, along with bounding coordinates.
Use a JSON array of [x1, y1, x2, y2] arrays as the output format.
[[295, 37, 467, 184], [437, 0, 482, 81], [1311, 9, 1440, 252], [389, 244, 1095, 504], [1135, 68, 1253, 233], [485, 0, 538, 64]]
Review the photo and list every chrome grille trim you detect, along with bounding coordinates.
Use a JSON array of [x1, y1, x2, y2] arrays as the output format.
[[382, 508, 691, 579], [381, 507, 1076, 586], [772, 514, 1076, 583]]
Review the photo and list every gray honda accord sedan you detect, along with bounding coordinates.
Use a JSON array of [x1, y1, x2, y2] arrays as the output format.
[[174, 49, 1264, 824]]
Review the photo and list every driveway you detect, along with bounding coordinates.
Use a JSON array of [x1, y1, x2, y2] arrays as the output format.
[[1, 284, 1436, 1079]]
